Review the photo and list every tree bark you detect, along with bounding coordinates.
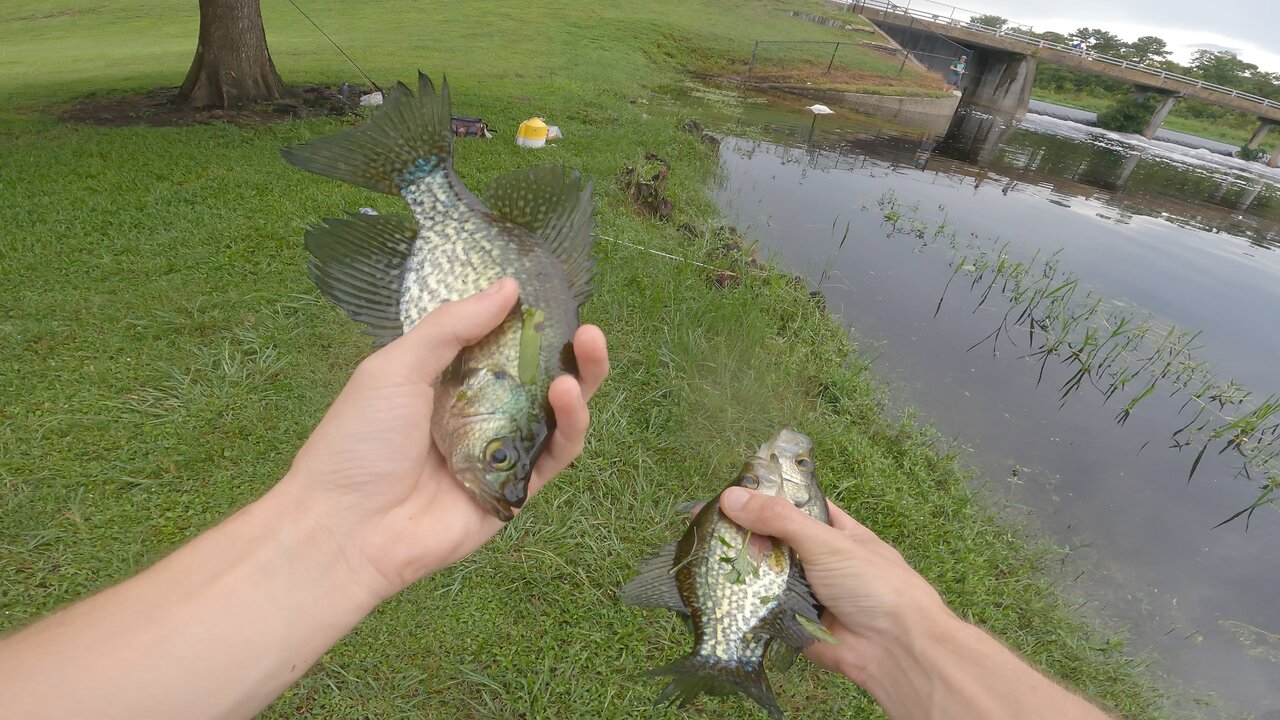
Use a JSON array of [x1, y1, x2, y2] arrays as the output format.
[[176, 0, 284, 109]]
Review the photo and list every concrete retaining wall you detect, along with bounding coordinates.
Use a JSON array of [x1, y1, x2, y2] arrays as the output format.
[[755, 84, 960, 126], [785, 10, 875, 33]]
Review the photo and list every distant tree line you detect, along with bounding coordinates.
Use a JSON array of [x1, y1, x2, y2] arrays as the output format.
[[969, 16, 1280, 136]]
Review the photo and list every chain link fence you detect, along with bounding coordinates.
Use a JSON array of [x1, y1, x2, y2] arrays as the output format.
[[843, 0, 971, 78]]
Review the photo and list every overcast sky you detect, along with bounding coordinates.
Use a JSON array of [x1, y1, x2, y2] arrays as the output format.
[[909, 0, 1280, 73]]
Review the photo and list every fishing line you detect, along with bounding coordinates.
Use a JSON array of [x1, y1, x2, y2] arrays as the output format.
[[595, 234, 732, 273], [596, 234, 791, 283], [283, 0, 381, 93]]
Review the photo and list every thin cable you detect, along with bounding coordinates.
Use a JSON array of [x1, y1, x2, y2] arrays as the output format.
[[596, 234, 732, 273], [283, 0, 381, 93]]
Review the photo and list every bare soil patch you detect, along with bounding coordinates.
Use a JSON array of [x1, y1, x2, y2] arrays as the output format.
[[59, 84, 368, 128]]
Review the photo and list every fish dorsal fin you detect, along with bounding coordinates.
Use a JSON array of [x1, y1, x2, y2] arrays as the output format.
[[281, 72, 453, 195], [484, 166, 595, 305], [618, 541, 687, 613], [758, 571, 824, 650], [304, 213, 418, 347]]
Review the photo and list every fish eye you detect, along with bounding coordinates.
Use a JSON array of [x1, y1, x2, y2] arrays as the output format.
[[796, 456, 813, 471], [485, 438, 516, 471], [740, 474, 760, 489]]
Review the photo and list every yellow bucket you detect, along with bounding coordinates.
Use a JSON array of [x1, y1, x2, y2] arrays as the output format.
[[516, 117, 548, 148]]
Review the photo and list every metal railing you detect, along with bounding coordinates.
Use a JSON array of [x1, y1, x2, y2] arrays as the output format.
[[839, 0, 1280, 111]]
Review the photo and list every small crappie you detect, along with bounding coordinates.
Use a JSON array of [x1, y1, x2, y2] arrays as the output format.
[[758, 427, 828, 524], [751, 427, 830, 673], [620, 454, 824, 720], [282, 73, 594, 521]]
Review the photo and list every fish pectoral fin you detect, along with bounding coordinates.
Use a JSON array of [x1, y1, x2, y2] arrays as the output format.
[[304, 213, 418, 347], [281, 72, 453, 195], [766, 640, 800, 673], [517, 305, 544, 385], [759, 571, 825, 649], [484, 166, 595, 305], [618, 541, 687, 613]]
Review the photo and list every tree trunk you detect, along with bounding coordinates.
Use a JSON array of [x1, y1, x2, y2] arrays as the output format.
[[176, 0, 284, 109]]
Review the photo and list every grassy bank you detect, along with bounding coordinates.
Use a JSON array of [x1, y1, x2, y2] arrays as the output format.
[[1, 1, 1164, 718], [1032, 89, 1280, 153]]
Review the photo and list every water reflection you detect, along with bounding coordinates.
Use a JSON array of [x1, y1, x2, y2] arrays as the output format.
[[680, 85, 1280, 717], [936, 106, 1017, 167]]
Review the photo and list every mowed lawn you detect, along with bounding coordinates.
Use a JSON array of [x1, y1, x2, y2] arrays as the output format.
[[0, 1, 1165, 718]]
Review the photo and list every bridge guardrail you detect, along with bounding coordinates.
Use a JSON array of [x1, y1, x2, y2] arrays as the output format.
[[840, 0, 1280, 111]]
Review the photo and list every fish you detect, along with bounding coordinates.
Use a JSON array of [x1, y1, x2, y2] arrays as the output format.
[[620, 454, 826, 719], [672, 429, 827, 520], [759, 427, 828, 524], [751, 428, 829, 674], [281, 73, 594, 521]]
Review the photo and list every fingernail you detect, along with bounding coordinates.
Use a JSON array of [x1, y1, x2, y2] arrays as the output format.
[[721, 486, 749, 511], [482, 278, 506, 294]]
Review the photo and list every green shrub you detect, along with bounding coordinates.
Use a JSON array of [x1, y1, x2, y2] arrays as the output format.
[[1096, 93, 1161, 133]]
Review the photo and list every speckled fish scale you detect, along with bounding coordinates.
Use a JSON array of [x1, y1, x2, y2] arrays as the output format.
[[281, 73, 594, 521], [620, 447, 827, 720]]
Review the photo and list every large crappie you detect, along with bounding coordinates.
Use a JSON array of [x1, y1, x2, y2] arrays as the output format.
[[282, 74, 594, 520], [620, 453, 825, 719]]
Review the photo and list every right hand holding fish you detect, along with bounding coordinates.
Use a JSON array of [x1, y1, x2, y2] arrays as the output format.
[[719, 488, 1117, 719], [717, 487, 950, 686], [278, 277, 609, 601]]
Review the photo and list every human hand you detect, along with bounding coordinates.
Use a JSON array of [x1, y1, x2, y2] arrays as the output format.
[[718, 487, 951, 687], [276, 277, 609, 601]]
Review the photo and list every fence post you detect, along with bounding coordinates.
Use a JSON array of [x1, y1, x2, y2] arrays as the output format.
[[748, 40, 759, 76], [826, 42, 841, 73], [898, 50, 908, 78]]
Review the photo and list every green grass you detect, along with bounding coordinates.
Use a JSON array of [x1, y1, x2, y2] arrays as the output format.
[[1032, 89, 1114, 114], [0, 0, 1168, 718], [1160, 116, 1280, 153]]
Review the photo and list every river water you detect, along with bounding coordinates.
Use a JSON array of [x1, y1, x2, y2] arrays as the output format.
[[672, 84, 1280, 718]]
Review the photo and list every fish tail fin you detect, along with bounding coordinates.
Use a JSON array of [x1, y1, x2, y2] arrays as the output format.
[[281, 72, 452, 194], [643, 654, 783, 720]]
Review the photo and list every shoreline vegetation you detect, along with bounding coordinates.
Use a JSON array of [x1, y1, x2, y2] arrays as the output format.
[[1, 0, 1176, 717]]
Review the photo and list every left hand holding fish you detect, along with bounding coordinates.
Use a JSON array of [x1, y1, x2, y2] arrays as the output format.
[[280, 277, 609, 600]]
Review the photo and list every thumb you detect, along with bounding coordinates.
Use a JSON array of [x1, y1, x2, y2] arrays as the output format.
[[380, 277, 520, 380], [719, 487, 839, 558]]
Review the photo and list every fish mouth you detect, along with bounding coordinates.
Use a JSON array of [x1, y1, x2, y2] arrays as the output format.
[[454, 465, 517, 522], [758, 427, 811, 459]]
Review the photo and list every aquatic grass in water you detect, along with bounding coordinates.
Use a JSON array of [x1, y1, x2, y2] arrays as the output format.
[[872, 190, 1280, 524]]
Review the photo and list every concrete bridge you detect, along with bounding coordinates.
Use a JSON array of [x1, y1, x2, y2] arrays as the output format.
[[843, 0, 1280, 149]]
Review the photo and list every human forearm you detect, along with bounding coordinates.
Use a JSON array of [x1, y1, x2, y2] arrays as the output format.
[[855, 601, 1113, 720], [0, 480, 381, 720], [715, 489, 1113, 720]]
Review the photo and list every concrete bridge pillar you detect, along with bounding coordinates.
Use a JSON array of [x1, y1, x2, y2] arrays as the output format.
[[960, 50, 1037, 118], [1137, 90, 1180, 139], [1246, 120, 1275, 150]]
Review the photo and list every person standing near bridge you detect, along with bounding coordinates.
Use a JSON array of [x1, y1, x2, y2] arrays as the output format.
[[946, 54, 967, 91]]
